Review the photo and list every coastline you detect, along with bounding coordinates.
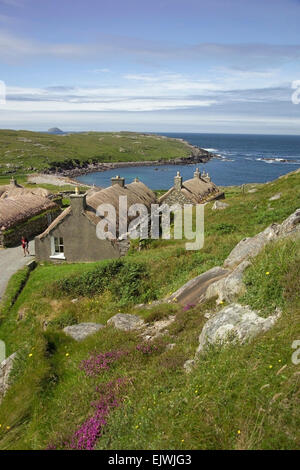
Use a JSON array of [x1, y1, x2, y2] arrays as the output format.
[[45, 140, 215, 178]]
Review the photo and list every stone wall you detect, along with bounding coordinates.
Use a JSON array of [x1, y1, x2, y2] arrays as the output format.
[[162, 188, 224, 206], [0, 208, 61, 248], [162, 188, 193, 206]]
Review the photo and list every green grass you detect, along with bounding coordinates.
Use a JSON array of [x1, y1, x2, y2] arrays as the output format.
[[240, 238, 300, 316], [0, 266, 31, 319], [0, 130, 192, 176], [0, 170, 299, 449]]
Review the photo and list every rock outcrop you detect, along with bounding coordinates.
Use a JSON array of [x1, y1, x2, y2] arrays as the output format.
[[196, 303, 281, 355], [205, 260, 251, 303], [224, 208, 300, 269], [63, 323, 104, 341], [168, 266, 230, 306]]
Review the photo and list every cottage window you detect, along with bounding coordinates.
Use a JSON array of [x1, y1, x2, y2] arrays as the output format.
[[50, 236, 65, 260]]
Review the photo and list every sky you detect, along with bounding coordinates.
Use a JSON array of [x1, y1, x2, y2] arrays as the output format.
[[0, 0, 300, 134]]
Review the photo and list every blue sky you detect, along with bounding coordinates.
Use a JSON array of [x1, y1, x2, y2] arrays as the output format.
[[0, 0, 300, 133]]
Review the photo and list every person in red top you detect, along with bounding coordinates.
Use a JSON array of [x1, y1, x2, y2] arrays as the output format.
[[21, 236, 29, 256]]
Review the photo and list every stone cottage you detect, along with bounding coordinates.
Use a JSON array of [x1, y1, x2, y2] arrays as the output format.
[[0, 178, 60, 247], [35, 176, 156, 263], [159, 168, 224, 206]]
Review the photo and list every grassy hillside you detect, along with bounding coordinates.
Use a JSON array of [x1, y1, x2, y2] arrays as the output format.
[[0, 171, 299, 450], [0, 130, 192, 176]]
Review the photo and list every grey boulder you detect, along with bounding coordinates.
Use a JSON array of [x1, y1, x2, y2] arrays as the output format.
[[107, 313, 144, 331], [63, 322, 104, 341], [183, 359, 195, 373], [212, 201, 229, 210], [269, 193, 281, 201], [196, 303, 280, 354]]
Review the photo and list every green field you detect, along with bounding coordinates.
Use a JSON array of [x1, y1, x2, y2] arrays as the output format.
[[0, 130, 192, 176], [0, 170, 299, 450]]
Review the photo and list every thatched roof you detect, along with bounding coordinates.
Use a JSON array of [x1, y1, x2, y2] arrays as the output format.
[[159, 173, 223, 204], [0, 186, 58, 231], [87, 181, 155, 212], [38, 206, 72, 239], [0, 180, 51, 200], [1, 187, 51, 200], [38, 180, 157, 239]]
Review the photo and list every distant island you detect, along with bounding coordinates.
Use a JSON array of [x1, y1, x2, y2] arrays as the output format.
[[47, 127, 65, 135]]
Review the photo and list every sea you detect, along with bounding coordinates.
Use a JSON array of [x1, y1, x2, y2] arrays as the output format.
[[77, 133, 300, 189]]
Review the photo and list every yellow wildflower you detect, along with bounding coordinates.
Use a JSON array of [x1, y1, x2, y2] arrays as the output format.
[[265, 272, 270, 275]]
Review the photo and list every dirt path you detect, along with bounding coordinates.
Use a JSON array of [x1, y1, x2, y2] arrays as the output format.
[[27, 174, 88, 187], [0, 241, 35, 302]]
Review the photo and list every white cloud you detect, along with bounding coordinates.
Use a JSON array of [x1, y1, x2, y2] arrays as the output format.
[[92, 68, 111, 73]]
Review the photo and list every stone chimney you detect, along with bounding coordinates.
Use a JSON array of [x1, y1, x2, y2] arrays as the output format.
[[201, 170, 211, 182], [174, 171, 182, 190], [111, 175, 125, 187], [194, 168, 200, 179], [10, 177, 17, 187], [70, 189, 86, 216]]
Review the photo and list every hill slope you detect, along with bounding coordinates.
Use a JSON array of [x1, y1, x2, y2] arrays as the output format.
[[0, 170, 299, 450]]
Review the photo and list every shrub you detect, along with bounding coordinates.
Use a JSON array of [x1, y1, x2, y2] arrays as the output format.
[[212, 223, 237, 234], [51, 259, 155, 304], [110, 262, 149, 304], [56, 259, 124, 297]]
